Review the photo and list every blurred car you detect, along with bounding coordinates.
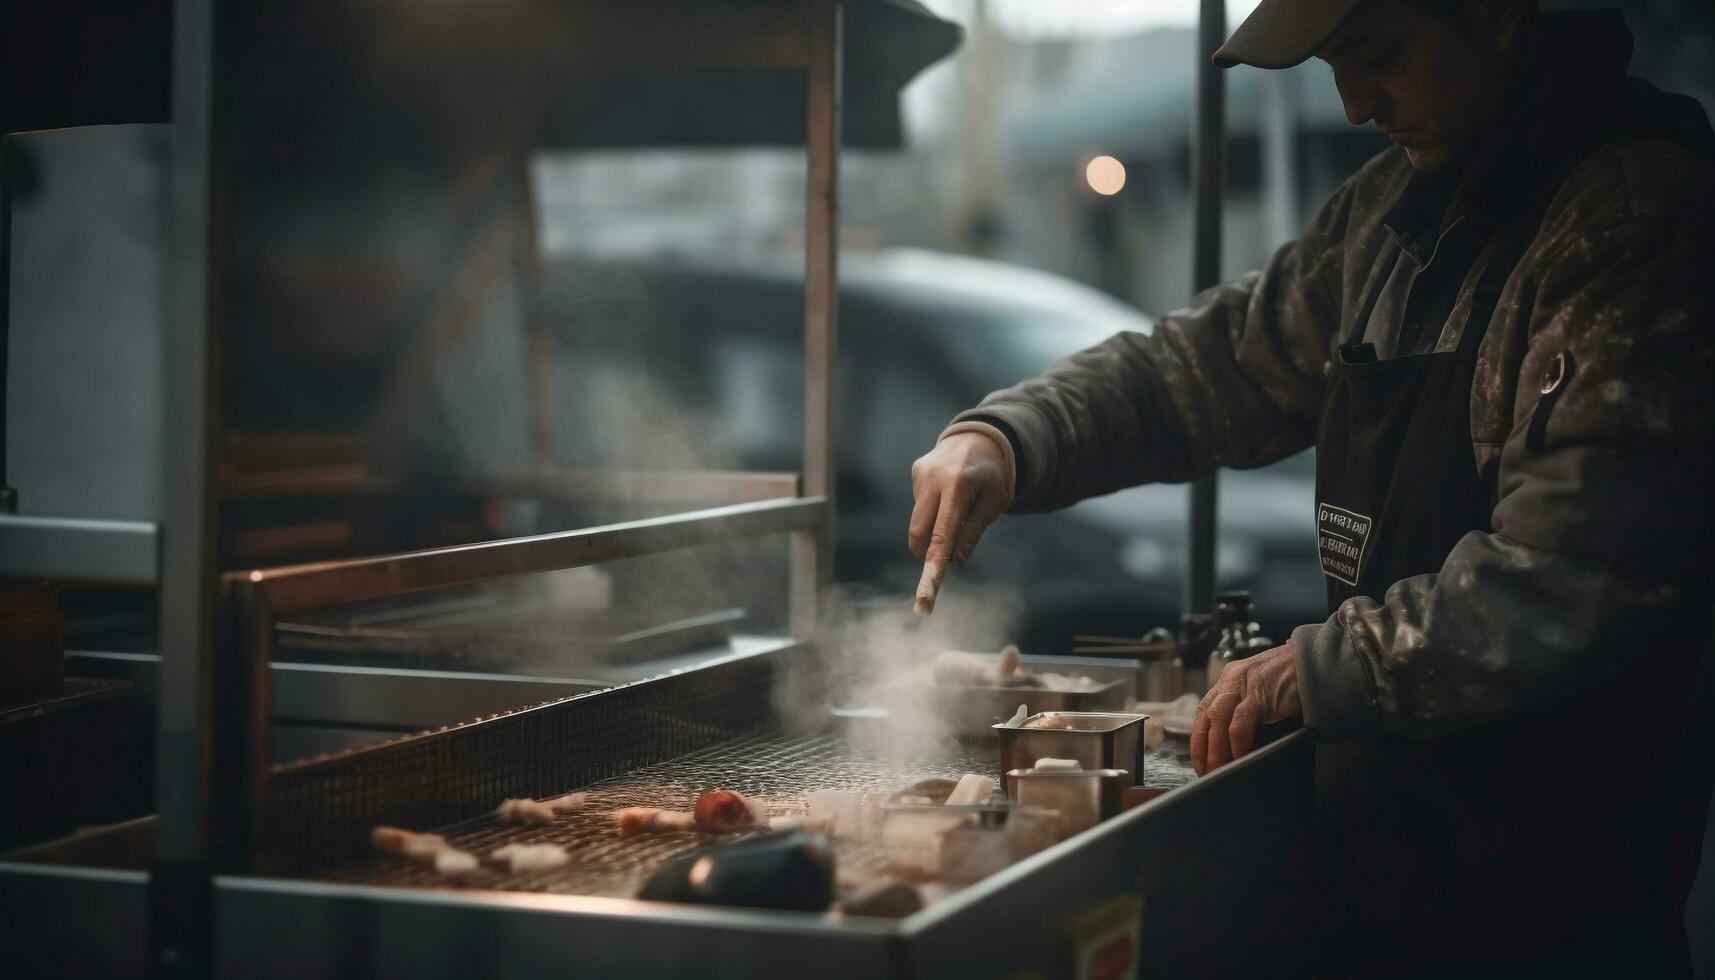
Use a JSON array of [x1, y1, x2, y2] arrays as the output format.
[[538, 247, 1324, 650]]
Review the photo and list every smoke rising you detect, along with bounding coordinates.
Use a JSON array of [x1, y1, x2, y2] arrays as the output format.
[[775, 580, 1021, 764]]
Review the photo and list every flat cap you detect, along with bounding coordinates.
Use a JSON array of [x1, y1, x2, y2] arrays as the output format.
[[1213, 0, 1364, 69]]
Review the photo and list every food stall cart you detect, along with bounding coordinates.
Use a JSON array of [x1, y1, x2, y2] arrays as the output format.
[[0, 2, 1316, 976]]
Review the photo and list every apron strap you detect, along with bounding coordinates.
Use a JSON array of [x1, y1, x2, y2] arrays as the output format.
[[1453, 214, 1537, 362], [1452, 128, 1621, 363], [1341, 254, 1392, 349]]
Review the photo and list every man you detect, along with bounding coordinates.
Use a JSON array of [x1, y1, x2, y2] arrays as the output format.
[[909, 0, 1714, 973]]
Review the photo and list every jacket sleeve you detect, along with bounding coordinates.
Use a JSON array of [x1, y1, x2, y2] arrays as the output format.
[[946, 176, 1359, 513], [1293, 212, 1715, 739]]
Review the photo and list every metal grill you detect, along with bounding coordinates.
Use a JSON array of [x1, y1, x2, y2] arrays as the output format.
[[311, 732, 1196, 898], [260, 650, 779, 876]]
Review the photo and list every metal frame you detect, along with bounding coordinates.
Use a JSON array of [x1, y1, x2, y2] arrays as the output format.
[[213, 496, 826, 866], [150, 0, 842, 892], [215, 467, 799, 511], [792, 0, 841, 640], [473, 469, 800, 510], [1185, 0, 1226, 620], [0, 1, 1304, 977], [150, 0, 223, 972], [67, 649, 612, 738], [227, 496, 824, 618], [0, 514, 158, 583], [1, 134, 16, 513]]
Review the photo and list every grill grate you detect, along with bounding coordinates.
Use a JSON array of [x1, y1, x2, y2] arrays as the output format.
[[262, 651, 777, 875], [311, 732, 1196, 898]]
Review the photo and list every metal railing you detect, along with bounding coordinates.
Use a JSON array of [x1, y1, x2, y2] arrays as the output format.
[[212, 495, 828, 868]]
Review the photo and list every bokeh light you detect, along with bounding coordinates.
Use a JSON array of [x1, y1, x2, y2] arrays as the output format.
[[1085, 155, 1126, 195]]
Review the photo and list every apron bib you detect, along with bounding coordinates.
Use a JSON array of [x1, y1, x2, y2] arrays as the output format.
[[1308, 174, 1690, 974]]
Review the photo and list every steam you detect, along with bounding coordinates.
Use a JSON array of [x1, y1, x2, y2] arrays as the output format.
[[775, 581, 1021, 764], [555, 361, 729, 473]]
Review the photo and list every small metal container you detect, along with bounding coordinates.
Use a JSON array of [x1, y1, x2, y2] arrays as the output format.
[[994, 711, 1147, 787], [862, 655, 1141, 739], [879, 802, 1053, 880], [1005, 767, 1128, 838]]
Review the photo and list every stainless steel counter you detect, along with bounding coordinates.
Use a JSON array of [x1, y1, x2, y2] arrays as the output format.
[[2, 715, 1313, 978]]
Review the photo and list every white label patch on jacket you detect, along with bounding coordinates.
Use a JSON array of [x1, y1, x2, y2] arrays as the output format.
[[1317, 503, 1372, 587]]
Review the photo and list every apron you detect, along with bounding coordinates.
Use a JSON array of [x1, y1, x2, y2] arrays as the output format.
[[1309, 162, 1697, 976]]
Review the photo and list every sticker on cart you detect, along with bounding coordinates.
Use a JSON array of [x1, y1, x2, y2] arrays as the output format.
[[1067, 893, 1143, 980]]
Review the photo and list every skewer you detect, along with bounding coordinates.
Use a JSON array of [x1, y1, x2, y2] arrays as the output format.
[[913, 558, 948, 615]]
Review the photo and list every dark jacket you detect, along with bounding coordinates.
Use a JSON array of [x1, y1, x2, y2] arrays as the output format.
[[952, 15, 1715, 967], [955, 13, 1714, 744]]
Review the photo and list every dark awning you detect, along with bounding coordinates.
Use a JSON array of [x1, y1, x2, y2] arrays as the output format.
[[3, 0, 960, 148], [3, 0, 173, 132]]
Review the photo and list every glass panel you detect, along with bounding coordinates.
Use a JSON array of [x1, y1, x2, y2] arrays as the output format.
[[203, 3, 817, 760], [215, 5, 811, 572]]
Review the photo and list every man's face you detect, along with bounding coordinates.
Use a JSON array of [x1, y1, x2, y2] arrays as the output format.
[[1315, 0, 1516, 172]]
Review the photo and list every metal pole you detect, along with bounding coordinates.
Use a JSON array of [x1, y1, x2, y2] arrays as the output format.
[[792, 0, 841, 639], [1, 134, 16, 513], [1185, 0, 1225, 619], [150, 0, 220, 973], [1260, 69, 1301, 247]]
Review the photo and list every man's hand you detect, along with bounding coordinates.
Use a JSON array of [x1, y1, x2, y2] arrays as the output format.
[[1191, 641, 1302, 775], [908, 432, 1011, 579]]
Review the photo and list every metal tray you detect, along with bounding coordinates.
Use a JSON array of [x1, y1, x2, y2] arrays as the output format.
[[277, 597, 745, 672], [861, 679, 1129, 739], [857, 655, 1141, 738], [2, 646, 1318, 979]]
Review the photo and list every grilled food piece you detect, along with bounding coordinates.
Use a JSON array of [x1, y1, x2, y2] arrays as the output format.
[[694, 789, 767, 832], [613, 807, 698, 838], [371, 826, 446, 860], [614, 791, 766, 838], [888, 777, 959, 806], [496, 798, 557, 823], [615, 807, 687, 837], [495, 791, 589, 824], [491, 842, 570, 874], [434, 848, 480, 876]]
